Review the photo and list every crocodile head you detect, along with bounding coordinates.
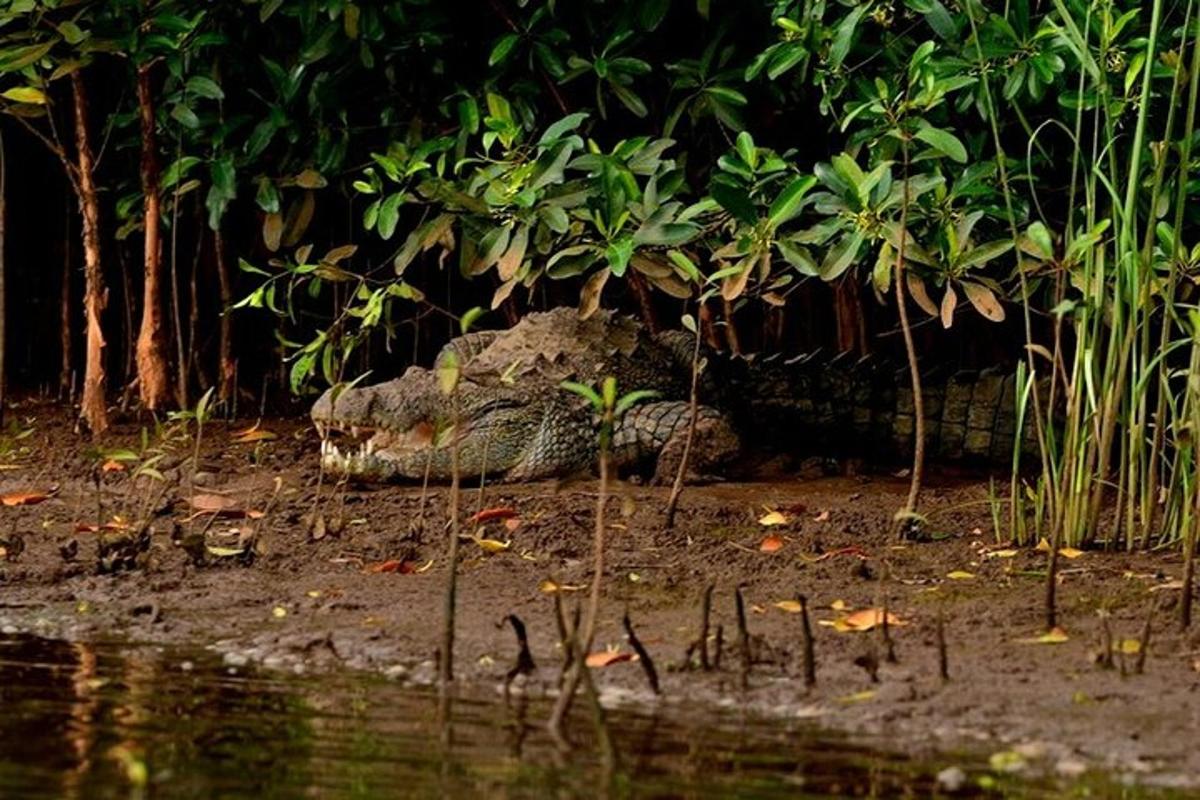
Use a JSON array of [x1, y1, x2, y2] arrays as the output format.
[[310, 366, 549, 481]]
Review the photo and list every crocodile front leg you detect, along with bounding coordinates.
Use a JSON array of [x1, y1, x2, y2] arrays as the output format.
[[612, 401, 739, 484]]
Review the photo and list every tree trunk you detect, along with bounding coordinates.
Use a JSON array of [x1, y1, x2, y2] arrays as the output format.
[[60, 205, 73, 400], [213, 232, 236, 404], [134, 63, 171, 411], [71, 72, 109, 435], [0, 129, 6, 426]]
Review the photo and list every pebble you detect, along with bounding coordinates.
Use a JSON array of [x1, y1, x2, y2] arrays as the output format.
[[936, 766, 967, 793]]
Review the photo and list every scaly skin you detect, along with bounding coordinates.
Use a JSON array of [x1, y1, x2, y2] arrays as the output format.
[[310, 307, 1034, 482], [311, 308, 738, 482]]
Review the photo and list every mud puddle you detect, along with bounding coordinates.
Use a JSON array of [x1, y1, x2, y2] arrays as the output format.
[[2, 632, 1187, 799]]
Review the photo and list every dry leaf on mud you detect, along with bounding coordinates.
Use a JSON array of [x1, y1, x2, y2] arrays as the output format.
[[75, 519, 131, 533], [946, 570, 975, 580], [468, 506, 518, 525], [773, 600, 804, 613], [232, 426, 277, 443], [1115, 639, 1141, 655], [586, 650, 637, 668], [821, 608, 908, 632], [759, 533, 785, 553], [1018, 626, 1070, 644], [838, 690, 876, 703], [758, 509, 789, 526], [503, 517, 522, 532], [365, 559, 432, 574], [189, 494, 240, 513], [812, 510, 830, 522], [538, 578, 586, 594], [1, 491, 52, 506], [101, 459, 126, 473], [985, 548, 1019, 559], [472, 536, 511, 554]]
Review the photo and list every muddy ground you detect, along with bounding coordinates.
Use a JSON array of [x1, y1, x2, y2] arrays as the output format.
[[1, 401, 1198, 790]]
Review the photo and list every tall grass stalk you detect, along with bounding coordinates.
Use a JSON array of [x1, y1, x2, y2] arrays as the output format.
[[977, 0, 1200, 553]]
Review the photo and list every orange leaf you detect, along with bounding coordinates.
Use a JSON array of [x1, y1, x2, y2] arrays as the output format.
[[1, 491, 50, 506], [101, 460, 127, 473], [366, 559, 420, 574], [759, 533, 785, 553], [75, 519, 131, 533], [841, 608, 908, 632], [503, 517, 523, 532], [233, 428, 277, 443], [586, 650, 636, 668], [468, 507, 518, 525]]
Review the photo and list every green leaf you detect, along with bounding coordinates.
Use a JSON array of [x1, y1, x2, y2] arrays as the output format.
[[820, 230, 865, 280], [489, 33, 520, 66], [913, 125, 967, 163], [957, 239, 1013, 269], [615, 389, 659, 418], [171, 103, 200, 129], [560, 380, 603, 410], [186, 76, 224, 100], [255, 178, 280, 213], [460, 306, 486, 334], [735, 131, 757, 171], [1, 86, 46, 104], [767, 176, 816, 228], [667, 249, 701, 283], [377, 193, 404, 240], [829, 6, 867, 70]]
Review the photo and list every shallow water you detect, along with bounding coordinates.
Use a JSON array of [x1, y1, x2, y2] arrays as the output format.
[[0, 633, 1180, 799]]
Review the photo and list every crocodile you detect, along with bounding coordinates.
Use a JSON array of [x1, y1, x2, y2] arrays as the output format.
[[310, 307, 1033, 482]]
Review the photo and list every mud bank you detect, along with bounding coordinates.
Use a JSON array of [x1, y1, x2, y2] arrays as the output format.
[[1, 403, 1198, 792]]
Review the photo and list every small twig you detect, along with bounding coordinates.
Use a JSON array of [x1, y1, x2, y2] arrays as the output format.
[[503, 614, 537, 698], [936, 608, 949, 682], [623, 610, 660, 695], [798, 594, 816, 688], [1097, 611, 1115, 670], [735, 585, 751, 691], [690, 583, 714, 670], [1135, 596, 1160, 675]]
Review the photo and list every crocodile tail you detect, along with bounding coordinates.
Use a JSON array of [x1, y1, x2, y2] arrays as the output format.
[[724, 353, 1038, 465]]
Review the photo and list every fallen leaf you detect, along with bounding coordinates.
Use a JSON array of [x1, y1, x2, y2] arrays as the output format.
[[812, 510, 830, 522], [1115, 638, 1141, 655], [985, 548, 1019, 559], [189, 494, 241, 513], [759, 533, 785, 553], [1018, 626, 1069, 644], [365, 559, 423, 574], [101, 460, 127, 473], [836, 608, 908, 632], [837, 690, 876, 703], [946, 570, 975, 580], [538, 578, 586, 594], [469, 507, 518, 525], [469, 535, 511, 553], [758, 510, 789, 526], [232, 427, 277, 443], [831, 599, 851, 611], [586, 650, 637, 668], [206, 546, 246, 558], [503, 517, 523, 533], [75, 519, 131, 533], [272, 605, 287, 618], [773, 600, 804, 613], [806, 546, 870, 562], [1, 491, 51, 506], [1059, 547, 1084, 559]]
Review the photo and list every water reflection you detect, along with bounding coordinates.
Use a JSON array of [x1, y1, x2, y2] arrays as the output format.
[[0, 633, 1177, 799]]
